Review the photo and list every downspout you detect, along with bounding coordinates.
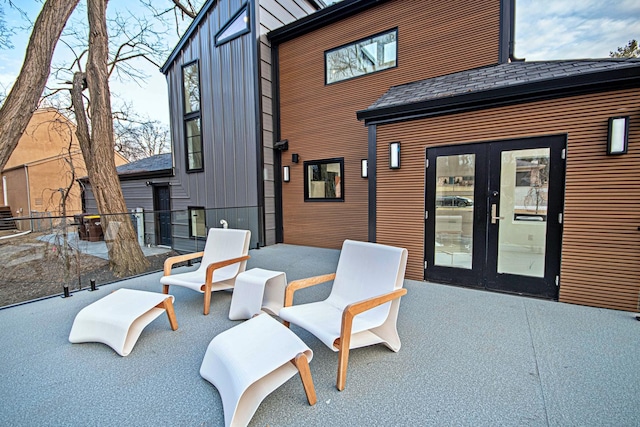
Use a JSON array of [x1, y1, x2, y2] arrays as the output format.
[[25, 165, 32, 230]]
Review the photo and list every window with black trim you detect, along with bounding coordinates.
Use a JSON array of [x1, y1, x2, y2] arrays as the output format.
[[215, 4, 250, 46], [304, 158, 344, 201], [182, 61, 203, 172], [325, 29, 397, 84], [189, 207, 206, 238]]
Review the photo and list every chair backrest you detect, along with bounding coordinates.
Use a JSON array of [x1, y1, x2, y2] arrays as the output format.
[[327, 240, 408, 323], [197, 228, 251, 277]]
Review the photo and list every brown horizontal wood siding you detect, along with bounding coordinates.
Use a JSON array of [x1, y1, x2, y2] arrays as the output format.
[[277, 0, 501, 248], [375, 89, 640, 311]]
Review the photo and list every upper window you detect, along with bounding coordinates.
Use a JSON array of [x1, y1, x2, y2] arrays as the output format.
[[182, 62, 200, 114], [215, 4, 250, 46], [182, 61, 203, 172], [325, 29, 397, 84], [304, 158, 344, 201]]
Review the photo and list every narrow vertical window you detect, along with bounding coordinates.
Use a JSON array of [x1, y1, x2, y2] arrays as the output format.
[[189, 207, 206, 238], [182, 61, 203, 172]]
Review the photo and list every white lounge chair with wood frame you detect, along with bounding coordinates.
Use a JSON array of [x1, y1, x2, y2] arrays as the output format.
[[160, 228, 251, 315], [278, 239, 408, 391]]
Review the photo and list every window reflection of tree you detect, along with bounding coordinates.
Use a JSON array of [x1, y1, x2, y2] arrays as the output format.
[[327, 32, 396, 83], [183, 64, 200, 113]]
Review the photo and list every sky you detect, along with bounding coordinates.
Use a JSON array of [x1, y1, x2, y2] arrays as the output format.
[[0, 0, 638, 127]]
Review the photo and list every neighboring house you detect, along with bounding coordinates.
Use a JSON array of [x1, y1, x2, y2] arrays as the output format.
[[0, 109, 128, 231], [82, 153, 174, 247], [267, 0, 640, 311], [147, 0, 324, 252]]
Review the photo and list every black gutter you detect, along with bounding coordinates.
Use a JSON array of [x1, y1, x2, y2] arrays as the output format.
[[268, 0, 390, 44], [357, 66, 640, 125], [499, 0, 515, 63]]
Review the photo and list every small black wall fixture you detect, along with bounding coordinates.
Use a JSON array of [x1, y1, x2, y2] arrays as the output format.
[[283, 166, 290, 182], [361, 159, 368, 178], [292, 153, 299, 163], [389, 142, 401, 169], [607, 116, 630, 155]]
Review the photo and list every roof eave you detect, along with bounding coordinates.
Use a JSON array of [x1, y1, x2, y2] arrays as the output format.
[[357, 66, 640, 125], [268, 0, 390, 45]]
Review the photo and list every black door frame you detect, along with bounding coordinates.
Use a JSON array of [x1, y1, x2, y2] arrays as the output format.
[[425, 135, 566, 299], [153, 184, 172, 247]]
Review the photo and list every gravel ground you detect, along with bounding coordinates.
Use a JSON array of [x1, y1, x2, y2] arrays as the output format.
[[0, 230, 175, 307]]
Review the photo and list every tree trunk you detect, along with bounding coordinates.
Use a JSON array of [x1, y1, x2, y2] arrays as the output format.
[[0, 0, 80, 171], [79, 0, 149, 276]]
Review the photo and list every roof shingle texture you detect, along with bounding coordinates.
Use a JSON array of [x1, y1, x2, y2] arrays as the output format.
[[368, 59, 640, 110]]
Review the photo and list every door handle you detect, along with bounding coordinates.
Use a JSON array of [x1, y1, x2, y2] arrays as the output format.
[[491, 204, 504, 224]]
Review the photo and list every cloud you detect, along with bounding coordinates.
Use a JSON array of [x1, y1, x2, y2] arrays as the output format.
[[515, 0, 640, 60]]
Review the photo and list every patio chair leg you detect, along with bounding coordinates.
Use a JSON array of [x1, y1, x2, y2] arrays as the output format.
[[293, 352, 317, 405], [157, 297, 178, 331], [202, 284, 211, 315], [335, 337, 352, 391], [162, 284, 170, 294]]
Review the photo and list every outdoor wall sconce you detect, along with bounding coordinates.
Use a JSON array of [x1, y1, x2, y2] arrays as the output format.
[[292, 153, 299, 163], [389, 142, 401, 169], [607, 116, 629, 155], [283, 166, 290, 182], [361, 159, 368, 178]]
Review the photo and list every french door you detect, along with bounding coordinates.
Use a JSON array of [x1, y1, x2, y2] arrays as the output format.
[[424, 135, 566, 299]]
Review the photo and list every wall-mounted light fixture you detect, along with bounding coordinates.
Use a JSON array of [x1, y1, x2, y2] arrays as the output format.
[[292, 153, 299, 163], [361, 159, 368, 178], [389, 142, 401, 169], [283, 166, 290, 182], [607, 116, 629, 155]]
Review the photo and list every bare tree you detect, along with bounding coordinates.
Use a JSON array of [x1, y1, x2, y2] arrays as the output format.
[[113, 106, 170, 161], [0, 0, 80, 172], [70, 0, 149, 276]]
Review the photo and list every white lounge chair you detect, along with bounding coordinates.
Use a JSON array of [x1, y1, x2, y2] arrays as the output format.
[[278, 239, 408, 391], [160, 228, 251, 315]]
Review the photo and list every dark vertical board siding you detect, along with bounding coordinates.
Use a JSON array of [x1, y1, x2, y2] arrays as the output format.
[[259, 0, 319, 244], [375, 89, 640, 312]]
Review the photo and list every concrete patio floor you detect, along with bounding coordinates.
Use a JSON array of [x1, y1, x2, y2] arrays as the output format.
[[0, 243, 638, 426]]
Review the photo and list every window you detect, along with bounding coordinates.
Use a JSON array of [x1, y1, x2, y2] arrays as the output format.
[[304, 158, 344, 201], [215, 4, 250, 46], [182, 61, 203, 172], [325, 29, 397, 84], [189, 207, 206, 238]]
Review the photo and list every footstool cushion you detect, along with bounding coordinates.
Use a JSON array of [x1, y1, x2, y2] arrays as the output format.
[[69, 288, 178, 356], [200, 313, 316, 427]]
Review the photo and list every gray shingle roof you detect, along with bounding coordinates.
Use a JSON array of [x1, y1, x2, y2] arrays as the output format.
[[365, 59, 640, 111], [116, 153, 172, 175]]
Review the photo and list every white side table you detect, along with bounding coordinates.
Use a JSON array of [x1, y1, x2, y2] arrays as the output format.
[[200, 313, 316, 427], [228, 268, 287, 320]]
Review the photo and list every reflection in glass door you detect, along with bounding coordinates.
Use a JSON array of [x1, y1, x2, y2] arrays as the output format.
[[425, 136, 565, 300], [434, 155, 475, 269], [496, 148, 550, 278]]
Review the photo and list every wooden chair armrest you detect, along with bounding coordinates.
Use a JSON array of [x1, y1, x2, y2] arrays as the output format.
[[284, 273, 336, 307], [336, 288, 408, 348], [163, 251, 205, 276], [204, 255, 251, 285], [343, 288, 408, 319]]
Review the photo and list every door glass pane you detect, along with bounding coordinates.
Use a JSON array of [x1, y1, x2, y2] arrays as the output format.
[[434, 154, 475, 268], [497, 148, 549, 277]]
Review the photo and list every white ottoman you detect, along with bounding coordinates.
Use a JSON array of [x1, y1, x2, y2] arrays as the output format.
[[228, 268, 287, 320], [69, 288, 178, 356], [200, 313, 316, 427]]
